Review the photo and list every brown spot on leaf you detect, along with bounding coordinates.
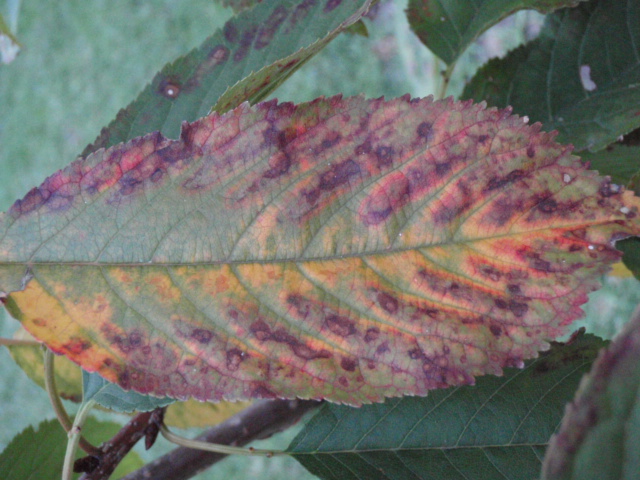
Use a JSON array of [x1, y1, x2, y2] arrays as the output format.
[[490, 324, 502, 337], [272, 329, 332, 360], [255, 7, 287, 49], [377, 292, 399, 314], [250, 320, 272, 341], [323, 0, 342, 12], [374, 146, 395, 168], [355, 139, 372, 155], [509, 301, 528, 317], [318, 159, 361, 190], [360, 172, 410, 226], [417, 121, 433, 141], [478, 134, 490, 143], [527, 146, 535, 158], [376, 341, 390, 355], [325, 314, 356, 337], [64, 337, 92, 355], [485, 169, 526, 192], [223, 22, 238, 43], [364, 328, 380, 343], [191, 329, 214, 344], [226, 348, 246, 371], [158, 78, 181, 99], [233, 24, 259, 62], [537, 198, 558, 213], [252, 382, 277, 399], [340, 357, 358, 372], [481, 266, 502, 281]]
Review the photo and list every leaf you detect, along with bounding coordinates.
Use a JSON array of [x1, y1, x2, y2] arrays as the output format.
[[7, 327, 83, 402], [288, 333, 606, 480], [0, 13, 20, 64], [83, 0, 372, 155], [164, 398, 252, 429], [0, 418, 143, 480], [541, 311, 640, 479], [461, 0, 640, 151], [580, 145, 640, 187], [83, 369, 174, 413], [406, 0, 584, 66], [6, 326, 246, 425], [0, 96, 639, 405]]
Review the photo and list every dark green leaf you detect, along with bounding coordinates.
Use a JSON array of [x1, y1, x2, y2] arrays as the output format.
[[288, 333, 606, 480], [542, 311, 640, 480], [0, 418, 143, 480], [84, 0, 372, 155], [83, 370, 174, 413], [462, 0, 640, 151], [406, 0, 584, 65], [619, 238, 640, 281], [580, 145, 640, 186]]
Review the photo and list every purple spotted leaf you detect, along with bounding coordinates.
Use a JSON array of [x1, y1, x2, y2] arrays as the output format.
[[1, 95, 639, 405], [83, 0, 372, 156]]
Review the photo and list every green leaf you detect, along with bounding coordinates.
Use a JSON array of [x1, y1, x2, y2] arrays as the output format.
[[541, 312, 640, 479], [288, 333, 606, 480], [83, 0, 372, 155], [1, 96, 639, 405], [461, 0, 640, 151], [0, 13, 20, 64], [580, 145, 640, 186], [83, 370, 174, 412], [0, 418, 143, 480], [406, 0, 583, 65]]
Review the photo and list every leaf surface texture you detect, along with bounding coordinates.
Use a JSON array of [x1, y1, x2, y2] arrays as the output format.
[[0, 96, 638, 404]]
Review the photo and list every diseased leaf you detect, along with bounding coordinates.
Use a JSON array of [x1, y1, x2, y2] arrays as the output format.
[[288, 333, 606, 480], [542, 311, 640, 480], [84, 0, 372, 155], [0, 96, 639, 405], [7, 327, 83, 402], [0, 418, 143, 480], [83, 370, 174, 413], [406, 0, 584, 65], [461, 0, 640, 151], [219, 0, 264, 14]]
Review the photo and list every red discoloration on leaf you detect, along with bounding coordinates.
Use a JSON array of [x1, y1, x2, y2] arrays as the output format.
[[2, 96, 640, 405]]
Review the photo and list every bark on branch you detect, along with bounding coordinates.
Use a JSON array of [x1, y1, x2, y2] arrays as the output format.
[[120, 399, 321, 480]]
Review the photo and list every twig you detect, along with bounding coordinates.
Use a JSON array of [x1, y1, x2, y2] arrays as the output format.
[[63, 399, 97, 480], [160, 424, 284, 457], [0, 336, 41, 347], [78, 408, 165, 480], [43, 348, 101, 456], [120, 399, 322, 480]]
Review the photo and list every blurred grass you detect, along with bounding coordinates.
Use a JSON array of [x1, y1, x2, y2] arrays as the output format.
[[0, 0, 639, 479]]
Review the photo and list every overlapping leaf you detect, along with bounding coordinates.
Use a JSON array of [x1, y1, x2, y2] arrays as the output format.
[[1, 96, 639, 405], [0, 419, 143, 480], [84, 0, 372, 155], [462, 0, 640, 151], [288, 333, 606, 480], [542, 310, 640, 480], [406, 0, 584, 65]]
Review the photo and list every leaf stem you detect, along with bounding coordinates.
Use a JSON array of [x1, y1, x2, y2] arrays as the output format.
[[43, 348, 101, 456], [160, 424, 285, 457], [62, 399, 96, 480], [0, 336, 40, 347], [437, 62, 456, 100]]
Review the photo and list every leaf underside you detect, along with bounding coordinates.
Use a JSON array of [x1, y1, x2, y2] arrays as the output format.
[[1, 96, 639, 405], [462, 0, 640, 152]]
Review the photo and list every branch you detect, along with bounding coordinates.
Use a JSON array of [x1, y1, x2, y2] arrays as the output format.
[[121, 399, 322, 480], [77, 408, 164, 480]]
